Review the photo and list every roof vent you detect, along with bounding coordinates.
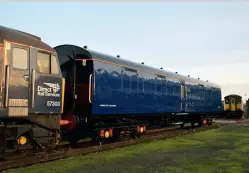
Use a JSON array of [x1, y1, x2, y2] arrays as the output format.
[[198, 78, 200, 80], [206, 80, 208, 82], [84, 46, 87, 49], [117, 55, 120, 58], [175, 72, 178, 74], [160, 67, 163, 70], [188, 75, 190, 77], [141, 62, 144, 65]]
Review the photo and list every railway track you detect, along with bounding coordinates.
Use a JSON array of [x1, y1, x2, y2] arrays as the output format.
[[0, 123, 225, 172]]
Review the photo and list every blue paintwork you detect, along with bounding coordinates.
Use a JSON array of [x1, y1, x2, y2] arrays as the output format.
[[92, 60, 222, 115], [89, 51, 222, 115], [54, 44, 222, 116]]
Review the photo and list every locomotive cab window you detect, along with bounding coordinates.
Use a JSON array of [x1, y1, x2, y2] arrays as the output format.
[[12, 48, 28, 70], [37, 52, 50, 73], [37, 52, 60, 75], [237, 100, 241, 104], [51, 55, 60, 75]]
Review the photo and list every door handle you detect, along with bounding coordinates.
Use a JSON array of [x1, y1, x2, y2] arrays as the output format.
[[89, 74, 92, 103], [24, 75, 29, 81]]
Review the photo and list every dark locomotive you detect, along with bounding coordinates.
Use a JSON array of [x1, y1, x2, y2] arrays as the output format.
[[0, 25, 64, 157], [0, 25, 223, 156]]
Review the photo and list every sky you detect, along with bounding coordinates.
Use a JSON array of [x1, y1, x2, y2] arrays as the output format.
[[0, 2, 249, 101]]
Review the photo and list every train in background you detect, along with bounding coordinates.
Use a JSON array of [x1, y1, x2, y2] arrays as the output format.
[[223, 94, 243, 119], [0, 25, 222, 156]]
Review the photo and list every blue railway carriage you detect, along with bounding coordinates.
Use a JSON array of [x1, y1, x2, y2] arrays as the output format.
[[55, 44, 222, 144]]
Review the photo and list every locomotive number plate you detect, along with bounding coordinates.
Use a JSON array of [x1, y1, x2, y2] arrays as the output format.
[[47, 101, 60, 107]]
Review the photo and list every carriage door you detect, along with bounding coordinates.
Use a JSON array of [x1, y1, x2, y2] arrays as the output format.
[[231, 98, 235, 111], [6, 44, 29, 117], [235, 99, 239, 110], [75, 59, 93, 117], [180, 83, 186, 112]]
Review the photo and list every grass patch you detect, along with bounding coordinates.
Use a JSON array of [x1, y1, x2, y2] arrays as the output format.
[[6, 124, 249, 173]]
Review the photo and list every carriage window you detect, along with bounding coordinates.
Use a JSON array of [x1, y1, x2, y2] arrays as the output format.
[[138, 78, 144, 91], [123, 74, 130, 89], [131, 75, 137, 91], [37, 52, 50, 73], [51, 55, 60, 75], [13, 48, 28, 69], [156, 78, 161, 93]]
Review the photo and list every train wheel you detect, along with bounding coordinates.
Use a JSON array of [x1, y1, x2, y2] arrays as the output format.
[[198, 121, 203, 127], [163, 119, 169, 127], [68, 132, 80, 145], [112, 129, 121, 142], [46, 139, 57, 152], [191, 122, 195, 128], [207, 120, 212, 126], [94, 136, 105, 146], [98, 138, 105, 146], [91, 132, 106, 146], [131, 132, 140, 139], [57, 130, 62, 144]]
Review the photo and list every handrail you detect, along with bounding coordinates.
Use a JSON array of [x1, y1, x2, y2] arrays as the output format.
[[31, 69, 36, 108], [4, 65, 10, 107], [89, 74, 92, 103]]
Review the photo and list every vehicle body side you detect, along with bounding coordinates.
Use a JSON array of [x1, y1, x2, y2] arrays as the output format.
[[55, 44, 222, 121]]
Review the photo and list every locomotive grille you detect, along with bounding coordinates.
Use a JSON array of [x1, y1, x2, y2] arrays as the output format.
[[8, 99, 28, 107], [8, 107, 28, 117], [8, 99, 28, 117]]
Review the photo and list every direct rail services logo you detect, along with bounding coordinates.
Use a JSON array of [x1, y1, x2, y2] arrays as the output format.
[[37, 82, 60, 97]]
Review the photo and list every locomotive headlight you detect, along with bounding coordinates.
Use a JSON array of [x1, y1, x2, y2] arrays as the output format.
[[140, 127, 144, 133], [105, 131, 110, 138], [17, 136, 27, 145]]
